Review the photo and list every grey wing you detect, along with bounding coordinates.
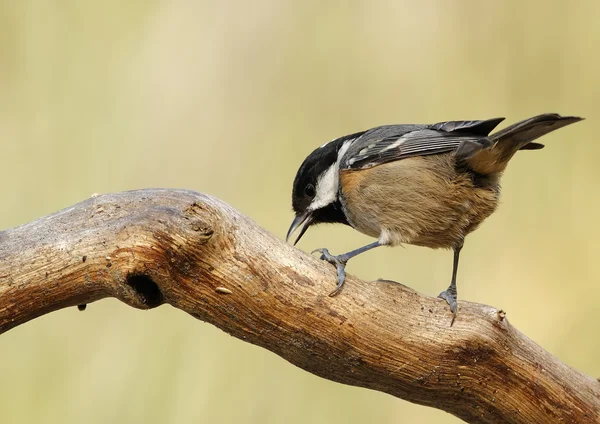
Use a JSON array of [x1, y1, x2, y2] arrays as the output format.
[[340, 118, 504, 170]]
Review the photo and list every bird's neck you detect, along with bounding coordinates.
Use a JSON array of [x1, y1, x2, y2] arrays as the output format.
[[313, 200, 350, 226]]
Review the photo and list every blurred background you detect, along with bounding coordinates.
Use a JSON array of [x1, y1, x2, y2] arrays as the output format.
[[0, 1, 598, 423]]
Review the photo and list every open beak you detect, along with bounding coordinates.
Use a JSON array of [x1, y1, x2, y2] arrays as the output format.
[[286, 212, 314, 246]]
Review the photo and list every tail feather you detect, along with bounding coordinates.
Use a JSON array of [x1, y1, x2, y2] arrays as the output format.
[[465, 113, 583, 175], [519, 142, 545, 150]]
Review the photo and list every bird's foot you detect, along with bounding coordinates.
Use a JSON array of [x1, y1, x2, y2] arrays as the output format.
[[438, 289, 457, 326], [311, 248, 348, 296]]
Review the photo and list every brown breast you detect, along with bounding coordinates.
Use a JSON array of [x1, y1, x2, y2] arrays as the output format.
[[339, 154, 499, 249]]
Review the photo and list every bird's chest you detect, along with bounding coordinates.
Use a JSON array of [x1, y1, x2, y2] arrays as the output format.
[[338, 157, 500, 248]]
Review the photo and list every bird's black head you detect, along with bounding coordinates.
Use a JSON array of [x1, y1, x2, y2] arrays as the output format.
[[287, 131, 365, 245]]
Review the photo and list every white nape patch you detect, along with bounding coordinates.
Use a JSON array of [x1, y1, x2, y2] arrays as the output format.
[[310, 140, 352, 210], [381, 136, 408, 152], [337, 139, 352, 163]]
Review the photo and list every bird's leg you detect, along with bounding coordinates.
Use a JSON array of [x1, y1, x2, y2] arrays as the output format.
[[312, 241, 381, 296], [438, 243, 463, 325]]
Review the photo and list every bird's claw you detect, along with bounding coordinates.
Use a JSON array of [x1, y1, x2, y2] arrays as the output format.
[[311, 248, 346, 264], [311, 248, 348, 296], [438, 289, 457, 326], [311, 247, 329, 261]]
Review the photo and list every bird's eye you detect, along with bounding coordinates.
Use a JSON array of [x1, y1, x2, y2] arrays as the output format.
[[305, 184, 315, 198]]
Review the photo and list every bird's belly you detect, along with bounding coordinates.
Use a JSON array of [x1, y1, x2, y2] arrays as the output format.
[[339, 156, 499, 249]]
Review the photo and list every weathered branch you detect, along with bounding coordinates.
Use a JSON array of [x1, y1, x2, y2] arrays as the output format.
[[0, 189, 598, 423]]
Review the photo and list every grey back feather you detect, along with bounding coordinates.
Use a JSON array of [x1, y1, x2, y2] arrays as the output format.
[[340, 118, 504, 170]]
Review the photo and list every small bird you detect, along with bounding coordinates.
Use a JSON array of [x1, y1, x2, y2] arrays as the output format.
[[287, 113, 582, 323]]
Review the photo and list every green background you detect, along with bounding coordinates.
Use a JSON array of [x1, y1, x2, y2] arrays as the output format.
[[1, 1, 598, 423]]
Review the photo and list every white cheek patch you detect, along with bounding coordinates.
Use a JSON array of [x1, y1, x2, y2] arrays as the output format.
[[310, 140, 353, 210], [311, 164, 337, 210]]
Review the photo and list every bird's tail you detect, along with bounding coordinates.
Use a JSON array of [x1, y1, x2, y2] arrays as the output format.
[[465, 113, 583, 175]]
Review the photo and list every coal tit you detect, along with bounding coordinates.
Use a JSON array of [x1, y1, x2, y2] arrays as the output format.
[[287, 114, 582, 323]]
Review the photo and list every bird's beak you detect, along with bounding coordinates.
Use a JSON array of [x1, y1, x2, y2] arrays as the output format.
[[286, 212, 314, 246]]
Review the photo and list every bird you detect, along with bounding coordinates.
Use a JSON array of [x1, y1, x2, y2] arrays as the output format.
[[286, 113, 582, 323]]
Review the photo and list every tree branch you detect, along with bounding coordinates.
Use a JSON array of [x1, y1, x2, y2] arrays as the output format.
[[0, 189, 598, 423]]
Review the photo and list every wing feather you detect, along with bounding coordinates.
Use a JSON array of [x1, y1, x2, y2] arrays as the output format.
[[340, 119, 502, 170], [342, 130, 482, 170]]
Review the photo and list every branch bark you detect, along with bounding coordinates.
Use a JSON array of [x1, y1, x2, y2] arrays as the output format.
[[0, 189, 598, 423]]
